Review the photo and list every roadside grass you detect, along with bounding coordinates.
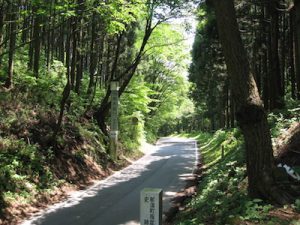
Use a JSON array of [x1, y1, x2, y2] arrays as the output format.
[[176, 129, 297, 225]]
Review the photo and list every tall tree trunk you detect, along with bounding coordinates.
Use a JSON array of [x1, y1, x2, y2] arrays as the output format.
[[268, 0, 284, 109], [28, 16, 34, 70], [70, 18, 77, 89], [74, 0, 84, 94], [5, 2, 17, 88], [290, 8, 297, 99], [53, 79, 71, 141], [75, 56, 83, 94], [211, 0, 292, 204], [53, 22, 72, 141], [262, 6, 270, 110], [33, 6, 42, 78], [225, 81, 230, 129], [229, 93, 235, 128], [294, 0, 300, 99], [59, 23, 65, 63], [87, 13, 97, 96], [0, 3, 5, 66], [21, 4, 29, 44], [46, 0, 54, 70], [280, 13, 287, 97]]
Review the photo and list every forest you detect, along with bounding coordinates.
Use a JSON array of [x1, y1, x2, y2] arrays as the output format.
[[1, 0, 300, 224]]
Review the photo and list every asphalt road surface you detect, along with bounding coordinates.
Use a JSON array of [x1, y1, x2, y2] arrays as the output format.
[[21, 137, 198, 225]]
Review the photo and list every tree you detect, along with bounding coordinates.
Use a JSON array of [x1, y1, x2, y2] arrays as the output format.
[[189, 6, 232, 130], [210, 0, 293, 203], [93, 0, 195, 135], [268, 0, 284, 109], [133, 22, 193, 139], [294, 0, 300, 99], [5, 1, 17, 88], [0, 2, 5, 66]]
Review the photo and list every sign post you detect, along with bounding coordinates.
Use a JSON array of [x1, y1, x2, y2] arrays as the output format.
[[110, 81, 119, 160], [140, 188, 163, 225]]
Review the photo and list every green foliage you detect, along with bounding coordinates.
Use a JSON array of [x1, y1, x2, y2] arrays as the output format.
[[96, 0, 145, 34], [10, 56, 66, 108], [294, 199, 300, 213], [0, 0, 196, 220], [120, 76, 150, 150], [135, 23, 195, 140], [0, 138, 53, 194], [268, 107, 300, 139], [189, 4, 227, 131], [175, 129, 285, 225], [0, 54, 110, 211], [120, 111, 145, 151], [240, 199, 273, 221], [195, 129, 243, 167], [76, 122, 107, 164]]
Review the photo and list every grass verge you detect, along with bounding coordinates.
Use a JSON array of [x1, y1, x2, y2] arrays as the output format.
[[175, 129, 300, 225]]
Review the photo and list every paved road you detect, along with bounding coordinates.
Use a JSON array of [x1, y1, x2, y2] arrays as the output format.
[[21, 137, 197, 225]]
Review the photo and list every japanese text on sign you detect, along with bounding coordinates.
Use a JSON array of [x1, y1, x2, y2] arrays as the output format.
[[140, 188, 162, 225]]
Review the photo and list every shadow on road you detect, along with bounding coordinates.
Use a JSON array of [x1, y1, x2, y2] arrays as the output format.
[[22, 138, 197, 225]]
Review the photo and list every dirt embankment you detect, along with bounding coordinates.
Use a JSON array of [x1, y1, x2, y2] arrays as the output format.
[[0, 151, 137, 225]]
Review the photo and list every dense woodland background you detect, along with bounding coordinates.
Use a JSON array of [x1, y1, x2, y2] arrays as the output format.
[[1, 0, 300, 224], [190, 0, 300, 130]]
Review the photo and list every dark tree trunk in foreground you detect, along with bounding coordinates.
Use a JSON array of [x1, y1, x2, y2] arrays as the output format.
[[211, 0, 292, 204]]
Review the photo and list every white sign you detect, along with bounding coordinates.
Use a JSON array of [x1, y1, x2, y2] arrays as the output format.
[[110, 81, 119, 91], [140, 188, 162, 225]]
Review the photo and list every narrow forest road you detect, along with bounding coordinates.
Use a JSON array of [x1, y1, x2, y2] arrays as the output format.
[[21, 137, 198, 225]]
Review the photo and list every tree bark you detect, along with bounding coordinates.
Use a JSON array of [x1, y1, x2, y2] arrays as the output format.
[[87, 13, 98, 96], [280, 13, 287, 97], [268, 0, 284, 109], [5, 2, 17, 88], [70, 18, 77, 89], [46, 0, 54, 70], [211, 0, 292, 203], [225, 81, 230, 129], [294, 0, 300, 99], [74, 0, 84, 94], [33, 6, 42, 78], [0, 3, 5, 66], [59, 23, 65, 63], [261, 5, 270, 110], [21, 4, 29, 44], [28, 15, 34, 70], [229, 91, 235, 128], [53, 23, 72, 141], [290, 8, 297, 99]]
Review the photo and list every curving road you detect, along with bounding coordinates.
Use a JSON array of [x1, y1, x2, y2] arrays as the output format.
[[21, 137, 198, 225]]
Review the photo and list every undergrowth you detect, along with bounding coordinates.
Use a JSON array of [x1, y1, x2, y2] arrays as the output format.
[[0, 55, 141, 219], [176, 125, 300, 225]]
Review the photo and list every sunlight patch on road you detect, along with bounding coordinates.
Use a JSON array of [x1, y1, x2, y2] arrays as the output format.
[[164, 191, 177, 197], [21, 147, 169, 225], [123, 220, 139, 225], [178, 173, 192, 181], [21, 138, 198, 225]]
